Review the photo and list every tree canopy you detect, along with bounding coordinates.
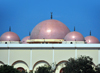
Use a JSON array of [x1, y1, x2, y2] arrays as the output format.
[[0, 65, 20, 73], [63, 56, 96, 73], [35, 65, 52, 73], [0, 65, 27, 73]]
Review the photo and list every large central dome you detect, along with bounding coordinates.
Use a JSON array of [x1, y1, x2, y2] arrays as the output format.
[[30, 19, 70, 39]]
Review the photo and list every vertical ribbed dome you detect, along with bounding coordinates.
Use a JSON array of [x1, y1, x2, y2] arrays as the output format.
[[30, 19, 70, 39]]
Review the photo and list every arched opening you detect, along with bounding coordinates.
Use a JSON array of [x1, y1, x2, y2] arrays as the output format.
[[12, 60, 29, 72], [17, 67, 25, 72], [12, 60, 29, 67], [55, 60, 67, 73], [33, 60, 50, 72]]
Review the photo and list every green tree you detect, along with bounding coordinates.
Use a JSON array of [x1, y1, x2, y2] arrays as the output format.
[[0, 65, 20, 73], [29, 70, 33, 73], [20, 70, 27, 73], [95, 64, 100, 73], [63, 56, 96, 73], [0, 65, 28, 73], [35, 65, 52, 73]]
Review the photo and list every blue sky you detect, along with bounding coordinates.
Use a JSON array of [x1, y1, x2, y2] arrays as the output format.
[[0, 0, 100, 41]]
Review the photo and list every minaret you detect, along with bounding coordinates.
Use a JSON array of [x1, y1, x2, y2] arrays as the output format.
[[51, 12, 53, 19], [90, 30, 91, 36], [9, 26, 11, 31], [74, 26, 75, 31], [29, 32, 31, 36]]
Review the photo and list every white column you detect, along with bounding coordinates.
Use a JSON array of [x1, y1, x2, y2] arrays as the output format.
[[53, 49, 54, 63], [75, 49, 77, 59], [52, 48, 55, 70], [98, 49, 100, 64], [8, 49, 10, 65], [30, 49, 32, 70]]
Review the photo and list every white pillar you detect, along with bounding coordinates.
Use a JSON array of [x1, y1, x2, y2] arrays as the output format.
[[75, 49, 77, 59], [8, 49, 10, 65], [53, 49, 54, 63], [30, 49, 32, 70], [98, 49, 100, 64], [52, 48, 55, 70]]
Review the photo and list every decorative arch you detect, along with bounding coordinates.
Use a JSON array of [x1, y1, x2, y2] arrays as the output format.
[[11, 60, 29, 68], [32, 60, 50, 70], [0, 61, 4, 65], [17, 67, 25, 72], [54, 60, 67, 72], [57, 60, 67, 65]]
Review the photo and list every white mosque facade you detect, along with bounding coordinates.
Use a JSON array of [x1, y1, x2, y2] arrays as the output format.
[[0, 17, 100, 73]]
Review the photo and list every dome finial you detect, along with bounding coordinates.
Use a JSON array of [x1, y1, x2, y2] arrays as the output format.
[[90, 30, 91, 36], [51, 12, 53, 19], [74, 26, 75, 31], [29, 32, 31, 36], [9, 26, 11, 31]]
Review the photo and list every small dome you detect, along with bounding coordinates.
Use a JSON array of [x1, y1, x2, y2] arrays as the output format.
[[85, 36, 99, 44], [0, 32, 20, 41], [30, 19, 70, 39], [64, 31, 84, 41], [21, 36, 30, 44]]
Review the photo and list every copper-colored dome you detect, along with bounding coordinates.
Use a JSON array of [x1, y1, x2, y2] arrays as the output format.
[[64, 31, 84, 41], [85, 36, 99, 44], [0, 32, 20, 41], [30, 19, 70, 39], [21, 36, 30, 44]]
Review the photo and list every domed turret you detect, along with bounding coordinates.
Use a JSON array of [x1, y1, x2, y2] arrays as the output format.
[[0, 27, 20, 41], [21, 32, 30, 44], [64, 27, 84, 41], [30, 19, 70, 39], [85, 31, 99, 44], [21, 36, 30, 44]]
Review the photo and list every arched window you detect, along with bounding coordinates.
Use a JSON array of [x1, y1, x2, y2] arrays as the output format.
[[60, 68, 64, 73], [17, 67, 25, 72]]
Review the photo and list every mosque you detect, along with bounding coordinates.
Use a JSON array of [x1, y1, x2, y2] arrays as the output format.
[[0, 13, 100, 73]]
